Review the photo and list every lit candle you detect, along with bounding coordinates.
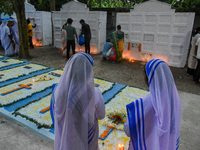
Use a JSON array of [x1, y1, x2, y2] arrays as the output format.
[[32, 79, 35, 89], [118, 144, 122, 150], [122, 144, 125, 150]]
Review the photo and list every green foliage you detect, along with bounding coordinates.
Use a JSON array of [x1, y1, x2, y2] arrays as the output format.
[[29, 0, 71, 11], [85, 0, 144, 8], [158, 0, 200, 8], [0, 0, 14, 15], [55, 0, 71, 11], [29, 0, 50, 11], [27, 0, 200, 10]]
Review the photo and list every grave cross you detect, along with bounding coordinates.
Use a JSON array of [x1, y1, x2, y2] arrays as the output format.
[[99, 115, 126, 140], [1, 83, 32, 96]]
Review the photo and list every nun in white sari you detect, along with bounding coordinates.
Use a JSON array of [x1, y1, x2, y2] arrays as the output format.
[[124, 59, 182, 150], [50, 52, 105, 150], [0, 20, 14, 57], [11, 20, 19, 55]]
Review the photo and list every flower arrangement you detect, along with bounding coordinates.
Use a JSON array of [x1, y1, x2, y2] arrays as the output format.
[[14, 94, 53, 129], [35, 75, 54, 82], [101, 112, 126, 134], [94, 78, 114, 94], [0, 58, 24, 68], [0, 70, 62, 107], [0, 64, 48, 83]]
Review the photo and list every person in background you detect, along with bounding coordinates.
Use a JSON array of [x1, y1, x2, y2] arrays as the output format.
[[102, 39, 113, 60], [0, 20, 14, 57], [80, 19, 91, 54], [193, 37, 200, 83], [124, 59, 182, 150], [112, 25, 124, 62], [63, 18, 78, 60], [61, 23, 67, 58], [0, 25, 1, 47], [50, 52, 105, 150], [11, 19, 19, 55], [27, 18, 36, 49], [187, 27, 200, 76]]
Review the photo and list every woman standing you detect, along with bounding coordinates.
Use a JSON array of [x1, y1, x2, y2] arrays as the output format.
[[187, 27, 200, 75], [112, 25, 124, 62], [124, 59, 182, 150], [50, 52, 105, 150], [61, 27, 67, 58]]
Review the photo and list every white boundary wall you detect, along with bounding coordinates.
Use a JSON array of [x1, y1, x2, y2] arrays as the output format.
[[52, 1, 107, 54], [117, 0, 195, 67], [24, 2, 52, 46]]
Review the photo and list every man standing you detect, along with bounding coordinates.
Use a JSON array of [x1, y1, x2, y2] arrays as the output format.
[[27, 18, 36, 49], [80, 19, 91, 54], [193, 37, 200, 83], [63, 18, 78, 60]]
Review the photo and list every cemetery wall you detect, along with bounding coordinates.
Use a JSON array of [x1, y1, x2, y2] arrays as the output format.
[[52, 1, 107, 54], [117, 0, 195, 67]]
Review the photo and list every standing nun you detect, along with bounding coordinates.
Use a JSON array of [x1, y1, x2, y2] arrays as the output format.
[[11, 20, 19, 55], [0, 20, 14, 57], [50, 52, 105, 150], [124, 59, 182, 150]]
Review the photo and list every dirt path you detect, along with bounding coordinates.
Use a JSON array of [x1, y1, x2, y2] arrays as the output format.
[[1, 45, 199, 94], [0, 46, 200, 150]]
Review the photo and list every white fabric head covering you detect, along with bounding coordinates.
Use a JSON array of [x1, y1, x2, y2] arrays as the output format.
[[146, 59, 182, 136], [54, 52, 96, 150], [126, 59, 181, 150], [0, 21, 8, 48], [11, 20, 19, 45]]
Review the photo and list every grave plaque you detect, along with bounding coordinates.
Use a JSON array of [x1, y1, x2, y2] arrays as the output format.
[[24, 66, 32, 69], [143, 34, 154, 42], [1, 60, 9, 63], [49, 72, 61, 77]]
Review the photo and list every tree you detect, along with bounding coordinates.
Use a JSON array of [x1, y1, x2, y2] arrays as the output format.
[[158, 0, 200, 8], [0, 0, 31, 59], [29, 0, 71, 11], [50, 0, 56, 11]]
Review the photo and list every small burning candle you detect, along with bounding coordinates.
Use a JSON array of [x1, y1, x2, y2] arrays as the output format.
[[122, 144, 125, 150], [118, 144, 125, 150], [32, 79, 35, 89]]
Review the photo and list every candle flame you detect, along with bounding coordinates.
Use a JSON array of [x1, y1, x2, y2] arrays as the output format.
[[75, 45, 98, 54], [32, 38, 43, 47]]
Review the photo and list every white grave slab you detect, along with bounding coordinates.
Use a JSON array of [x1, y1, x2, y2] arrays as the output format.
[[117, 0, 195, 67], [52, 1, 107, 54], [25, 2, 52, 46]]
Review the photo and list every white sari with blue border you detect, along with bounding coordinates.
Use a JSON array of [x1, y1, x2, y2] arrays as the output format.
[[50, 53, 105, 150], [125, 59, 181, 150]]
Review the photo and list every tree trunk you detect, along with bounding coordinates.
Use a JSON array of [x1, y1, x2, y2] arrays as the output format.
[[12, 0, 30, 59], [50, 0, 56, 11]]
